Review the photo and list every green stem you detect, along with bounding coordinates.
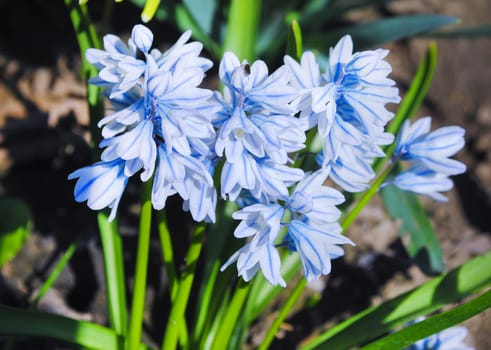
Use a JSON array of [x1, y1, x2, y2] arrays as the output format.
[[211, 279, 251, 350], [157, 210, 178, 300], [127, 181, 153, 350], [99, 213, 128, 336], [162, 222, 206, 350], [341, 161, 397, 232], [259, 278, 307, 350], [32, 242, 78, 306], [156, 210, 189, 348], [223, 0, 261, 61]]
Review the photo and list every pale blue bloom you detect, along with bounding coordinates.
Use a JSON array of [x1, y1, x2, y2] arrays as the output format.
[[284, 169, 354, 281], [151, 145, 215, 221], [405, 319, 473, 350], [387, 117, 466, 201], [390, 166, 454, 202], [86, 24, 152, 97], [69, 25, 218, 222], [284, 35, 400, 192], [68, 159, 129, 221], [215, 52, 306, 201], [221, 203, 286, 286], [222, 169, 353, 285], [395, 117, 466, 175]]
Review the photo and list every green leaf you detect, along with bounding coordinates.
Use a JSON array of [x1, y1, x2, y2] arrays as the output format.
[[380, 182, 445, 275], [223, 0, 261, 61], [372, 42, 437, 175], [299, 250, 491, 350], [0, 198, 31, 267], [183, 0, 217, 35], [286, 19, 303, 60], [425, 24, 491, 38], [175, 4, 222, 60], [300, 0, 394, 30], [304, 15, 458, 50], [0, 306, 150, 350], [361, 288, 491, 350]]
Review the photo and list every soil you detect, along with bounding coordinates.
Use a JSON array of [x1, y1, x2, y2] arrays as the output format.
[[0, 0, 490, 349]]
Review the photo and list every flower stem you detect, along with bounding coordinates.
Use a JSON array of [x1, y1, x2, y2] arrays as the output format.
[[99, 214, 128, 337], [157, 210, 178, 300], [341, 161, 396, 232], [127, 180, 153, 350], [223, 0, 261, 61], [162, 222, 206, 350], [258, 278, 307, 350], [156, 210, 189, 348], [211, 279, 251, 350]]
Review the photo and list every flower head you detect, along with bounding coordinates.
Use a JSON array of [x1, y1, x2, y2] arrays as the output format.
[[215, 52, 305, 201], [387, 117, 466, 201], [69, 25, 218, 222], [284, 35, 400, 192], [68, 159, 129, 221]]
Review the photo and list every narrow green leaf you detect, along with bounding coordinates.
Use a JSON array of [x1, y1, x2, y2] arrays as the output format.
[[286, 20, 303, 60], [0, 306, 149, 350], [373, 42, 437, 174], [304, 15, 458, 50], [183, 0, 217, 35], [245, 253, 300, 324], [425, 24, 491, 38], [300, 0, 393, 30], [0, 198, 31, 267], [300, 250, 491, 350], [361, 288, 491, 350], [211, 279, 251, 350], [175, 4, 222, 60], [381, 183, 445, 275]]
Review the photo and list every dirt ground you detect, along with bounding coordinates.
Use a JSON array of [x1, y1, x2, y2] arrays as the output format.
[[0, 0, 490, 349]]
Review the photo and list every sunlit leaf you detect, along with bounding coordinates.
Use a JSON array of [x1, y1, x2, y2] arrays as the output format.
[[361, 288, 491, 350], [0, 198, 31, 267], [299, 250, 491, 350]]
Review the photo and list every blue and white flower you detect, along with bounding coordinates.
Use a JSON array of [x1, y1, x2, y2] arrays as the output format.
[[387, 117, 466, 201], [69, 25, 218, 222], [221, 203, 286, 286], [86, 24, 153, 97], [284, 170, 354, 281], [222, 169, 353, 285], [284, 35, 400, 192], [215, 52, 306, 201], [68, 159, 129, 221], [395, 117, 466, 176]]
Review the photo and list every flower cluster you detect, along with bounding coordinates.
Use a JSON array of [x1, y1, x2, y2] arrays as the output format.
[[69, 25, 218, 222], [69, 24, 466, 286], [284, 35, 400, 192], [387, 117, 466, 201]]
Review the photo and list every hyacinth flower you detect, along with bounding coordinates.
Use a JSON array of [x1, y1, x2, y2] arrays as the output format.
[[386, 117, 466, 201], [69, 24, 218, 222], [221, 169, 354, 286], [214, 52, 306, 201], [284, 35, 400, 192]]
